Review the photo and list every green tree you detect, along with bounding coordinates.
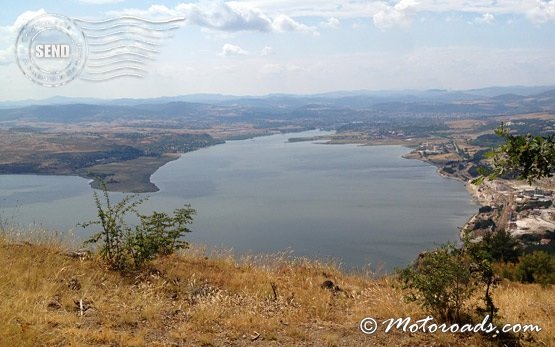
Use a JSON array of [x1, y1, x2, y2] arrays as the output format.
[[481, 229, 522, 264], [397, 243, 476, 322], [464, 236, 499, 322], [473, 124, 555, 184], [399, 236, 511, 325]]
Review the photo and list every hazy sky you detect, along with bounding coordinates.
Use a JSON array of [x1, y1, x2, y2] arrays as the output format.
[[1, 0, 554, 100]]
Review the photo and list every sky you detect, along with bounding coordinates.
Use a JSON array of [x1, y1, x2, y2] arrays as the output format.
[[0, 0, 554, 101]]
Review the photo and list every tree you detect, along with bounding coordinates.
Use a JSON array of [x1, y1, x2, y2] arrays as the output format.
[[81, 182, 196, 270], [397, 243, 477, 322], [473, 124, 555, 184], [403, 125, 555, 329], [481, 229, 522, 264], [464, 236, 499, 322]]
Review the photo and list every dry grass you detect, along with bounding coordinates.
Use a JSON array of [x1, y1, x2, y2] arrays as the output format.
[[0, 236, 553, 347]]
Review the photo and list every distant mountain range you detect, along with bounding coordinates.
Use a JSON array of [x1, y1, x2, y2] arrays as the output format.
[[0, 85, 554, 123]]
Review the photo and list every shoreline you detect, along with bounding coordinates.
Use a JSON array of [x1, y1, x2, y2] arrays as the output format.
[[399, 146, 482, 240], [83, 153, 182, 193], [0, 154, 183, 194], [293, 134, 482, 242], [304, 135, 482, 243], [0, 130, 485, 271]]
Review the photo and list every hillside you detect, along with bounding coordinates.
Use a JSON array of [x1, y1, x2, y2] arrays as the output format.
[[0, 235, 553, 346], [2, 88, 555, 122]]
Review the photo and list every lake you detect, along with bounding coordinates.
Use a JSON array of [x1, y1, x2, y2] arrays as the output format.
[[0, 130, 476, 270]]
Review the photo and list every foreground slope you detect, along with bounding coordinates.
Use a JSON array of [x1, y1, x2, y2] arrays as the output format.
[[0, 236, 553, 347]]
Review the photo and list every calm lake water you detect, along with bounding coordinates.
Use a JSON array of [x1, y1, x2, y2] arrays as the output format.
[[0, 130, 476, 270]]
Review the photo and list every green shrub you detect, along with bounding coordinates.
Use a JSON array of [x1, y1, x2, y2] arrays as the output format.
[[516, 251, 555, 285], [81, 183, 196, 270], [129, 208, 196, 268], [397, 243, 476, 322]]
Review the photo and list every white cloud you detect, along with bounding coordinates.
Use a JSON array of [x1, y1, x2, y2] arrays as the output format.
[[0, 9, 47, 36], [106, 4, 179, 18], [79, 0, 124, 4], [228, 1, 382, 19], [0, 9, 47, 65], [106, 0, 555, 28], [178, 2, 273, 32], [474, 12, 495, 24], [320, 17, 340, 29], [272, 14, 319, 35], [230, 0, 552, 26], [220, 43, 248, 56], [260, 46, 274, 56], [527, 0, 555, 23], [373, 0, 419, 30], [109, 2, 318, 35], [102, 1, 555, 32]]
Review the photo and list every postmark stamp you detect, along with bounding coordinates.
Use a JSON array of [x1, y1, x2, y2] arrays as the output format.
[[15, 12, 184, 87], [15, 14, 88, 87]]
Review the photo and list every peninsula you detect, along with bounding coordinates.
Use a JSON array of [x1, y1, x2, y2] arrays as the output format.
[[0, 88, 553, 199]]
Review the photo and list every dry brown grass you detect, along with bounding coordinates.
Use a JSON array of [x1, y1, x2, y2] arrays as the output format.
[[0, 236, 553, 347]]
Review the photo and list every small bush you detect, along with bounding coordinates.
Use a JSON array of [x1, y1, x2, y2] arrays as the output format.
[[397, 243, 476, 322], [516, 251, 555, 285], [129, 208, 196, 268], [81, 183, 196, 270]]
